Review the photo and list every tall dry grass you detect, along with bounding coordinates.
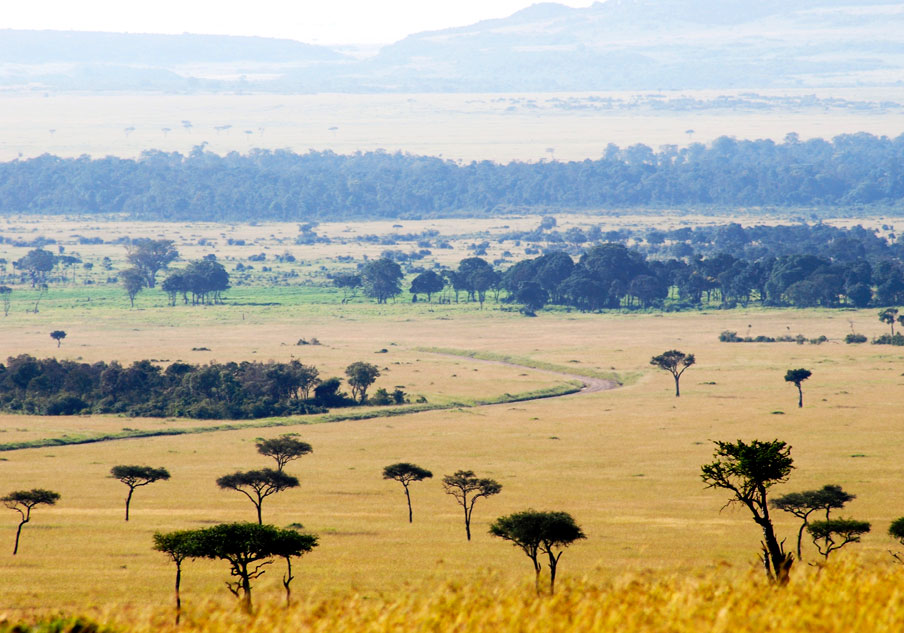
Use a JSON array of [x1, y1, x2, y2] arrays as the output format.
[[4, 561, 903, 633]]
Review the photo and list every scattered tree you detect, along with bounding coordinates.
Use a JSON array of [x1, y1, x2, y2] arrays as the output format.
[[2, 488, 61, 555], [784, 368, 812, 408], [274, 525, 318, 607], [111, 465, 171, 521], [216, 469, 299, 524], [807, 518, 870, 561], [409, 270, 446, 302], [332, 272, 361, 303], [189, 522, 317, 613], [345, 361, 380, 404], [879, 307, 899, 336], [50, 330, 66, 347], [361, 258, 403, 304], [382, 463, 433, 523], [771, 484, 855, 559], [650, 350, 695, 397], [255, 434, 313, 472], [701, 439, 794, 584], [15, 248, 55, 287], [442, 470, 502, 541], [125, 238, 178, 288], [888, 517, 904, 564], [489, 509, 585, 594], [120, 267, 145, 307], [152, 529, 199, 623]]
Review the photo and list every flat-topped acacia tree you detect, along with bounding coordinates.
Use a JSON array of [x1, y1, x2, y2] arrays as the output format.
[[650, 350, 695, 397], [784, 368, 812, 408], [2, 488, 60, 555], [152, 529, 199, 624], [701, 439, 794, 585], [111, 465, 171, 521], [382, 463, 433, 523], [489, 510, 586, 595], [216, 469, 299, 524], [255, 434, 313, 472], [442, 470, 502, 541], [771, 484, 855, 559]]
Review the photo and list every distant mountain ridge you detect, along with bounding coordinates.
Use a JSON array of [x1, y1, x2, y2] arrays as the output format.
[[2, 0, 903, 92]]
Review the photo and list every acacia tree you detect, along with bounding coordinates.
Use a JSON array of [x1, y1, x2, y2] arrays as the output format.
[[274, 527, 319, 607], [189, 522, 317, 613], [489, 510, 585, 594], [120, 267, 145, 307], [111, 465, 171, 521], [152, 529, 199, 623], [345, 361, 380, 404], [807, 518, 870, 561], [771, 484, 855, 559], [879, 307, 899, 336], [409, 270, 445, 302], [361, 258, 403, 304], [256, 434, 313, 472], [650, 350, 695, 397], [2, 488, 61, 555], [50, 330, 67, 347], [442, 470, 502, 541], [382, 463, 433, 523], [701, 439, 794, 584], [784, 368, 812, 408], [216, 469, 299, 524], [125, 238, 178, 288]]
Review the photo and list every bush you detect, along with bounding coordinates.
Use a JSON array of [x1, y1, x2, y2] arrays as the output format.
[[873, 333, 904, 346], [845, 333, 868, 344], [719, 331, 741, 342]]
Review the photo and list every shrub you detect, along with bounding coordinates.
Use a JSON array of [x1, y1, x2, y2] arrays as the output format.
[[845, 333, 868, 344]]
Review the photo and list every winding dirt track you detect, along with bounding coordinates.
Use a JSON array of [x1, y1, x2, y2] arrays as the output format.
[[425, 352, 620, 397]]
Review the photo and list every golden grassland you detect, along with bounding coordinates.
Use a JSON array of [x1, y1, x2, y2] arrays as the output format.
[[5, 562, 904, 632], [1, 294, 904, 618]]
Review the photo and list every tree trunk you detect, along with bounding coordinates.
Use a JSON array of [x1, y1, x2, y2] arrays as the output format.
[[242, 576, 253, 613], [404, 486, 413, 523], [125, 487, 134, 521], [797, 385, 803, 408], [464, 505, 472, 541], [674, 374, 680, 397], [174, 562, 182, 625], [12, 519, 26, 555], [283, 557, 293, 607], [256, 502, 263, 525]]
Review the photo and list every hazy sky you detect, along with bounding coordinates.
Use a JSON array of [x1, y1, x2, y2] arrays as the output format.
[[5, 1, 597, 46]]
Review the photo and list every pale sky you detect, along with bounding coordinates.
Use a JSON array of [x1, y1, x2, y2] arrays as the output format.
[[3, 1, 598, 46]]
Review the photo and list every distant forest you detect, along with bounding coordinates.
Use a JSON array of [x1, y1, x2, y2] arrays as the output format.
[[1, 133, 903, 221]]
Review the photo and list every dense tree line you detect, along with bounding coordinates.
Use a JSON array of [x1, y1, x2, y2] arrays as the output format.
[[2, 133, 904, 220], [0, 356, 385, 418]]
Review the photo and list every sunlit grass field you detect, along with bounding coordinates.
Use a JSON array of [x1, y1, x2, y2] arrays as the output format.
[[2, 290, 904, 619]]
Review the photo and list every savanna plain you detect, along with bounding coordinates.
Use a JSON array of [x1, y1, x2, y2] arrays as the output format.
[[2, 217, 904, 631]]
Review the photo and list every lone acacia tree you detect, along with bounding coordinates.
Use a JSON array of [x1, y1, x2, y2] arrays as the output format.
[[50, 330, 67, 347], [807, 518, 870, 561], [442, 470, 502, 541], [190, 522, 317, 612], [216, 469, 299, 524], [650, 350, 695, 397], [879, 307, 899, 336], [111, 465, 171, 521], [153, 529, 199, 623], [382, 463, 433, 523], [701, 439, 794, 584], [784, 368, 812, 408], [256, 434, 313, 472], [274, 526, 319, 607], [771, 484, 855, 559], [345, 361, 380, 404], [2, 488, 61, 555], [489, 510, 586, 594]]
